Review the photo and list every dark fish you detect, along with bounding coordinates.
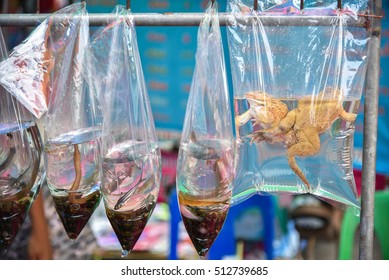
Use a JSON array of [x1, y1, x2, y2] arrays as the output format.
[[188, 131, 222, 160], [114, 176, 155, 210]]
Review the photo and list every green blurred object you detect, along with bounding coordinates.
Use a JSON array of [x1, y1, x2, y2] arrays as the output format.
[[339, 190, 389, 260]]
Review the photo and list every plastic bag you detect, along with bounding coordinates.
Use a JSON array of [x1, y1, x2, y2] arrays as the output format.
[[42, 3, 102, 241], [0, 28, 45, 255], [176, 1, 235, 258], [247, 0, 367, 15], [0, 3, 90, 119], [87, 6, 161, 257], [228, 0, 370, 213]]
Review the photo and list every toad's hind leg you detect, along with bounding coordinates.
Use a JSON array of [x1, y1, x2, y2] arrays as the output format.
[[286, 128, 320, 190], [339, 109, 357, 123]]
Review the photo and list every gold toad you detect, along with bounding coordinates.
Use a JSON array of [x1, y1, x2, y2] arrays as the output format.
[[247, 88, 357, 190], [235, 91, 289, 140]]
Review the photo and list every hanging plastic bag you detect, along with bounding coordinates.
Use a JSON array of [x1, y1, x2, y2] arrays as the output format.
[[176, 1, 235, 259], [42, 3, 102, 241], [228, 0, 370, 213], [86, 6, 161, 257], [0, 28, 45, 255], [0, 3, 90, 119]]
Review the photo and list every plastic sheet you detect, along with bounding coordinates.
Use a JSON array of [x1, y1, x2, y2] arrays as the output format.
[[87, 5, 161, 257], [228, 0, 370, 213], [176, 1, 235, 258]]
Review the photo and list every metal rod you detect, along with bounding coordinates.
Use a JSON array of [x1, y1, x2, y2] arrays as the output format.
[[300, 0, 304, 10], [0, 13, 369, 27], [254, 0, 258, 11], [126, 0, 130, 10], [359, 0, 382, 260]]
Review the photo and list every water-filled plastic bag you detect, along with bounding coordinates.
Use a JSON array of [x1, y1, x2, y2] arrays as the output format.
[[228, 0, 370, 213]]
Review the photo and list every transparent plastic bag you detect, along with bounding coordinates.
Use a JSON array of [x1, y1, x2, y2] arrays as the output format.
[[176, 1, 235, 258], [0, 28, 45, 255], [228, 0, 370, 213], [0, 3, 89, 119], [42, 3, 102, 241], [87, 6, 161, 257]]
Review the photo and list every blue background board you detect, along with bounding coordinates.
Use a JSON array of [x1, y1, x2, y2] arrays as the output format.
[[88, 0, 231, 140], [353, 2, 389, 176]]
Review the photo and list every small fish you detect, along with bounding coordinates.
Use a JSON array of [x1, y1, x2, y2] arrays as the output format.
[[188, 131, 221, 160], [114, 176, 155, 210]]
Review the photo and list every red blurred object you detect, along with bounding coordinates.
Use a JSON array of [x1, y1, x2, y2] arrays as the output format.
[[157, 149, 178, 203], [353, 169, 386, 197], [40, 0, 67, 13]]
